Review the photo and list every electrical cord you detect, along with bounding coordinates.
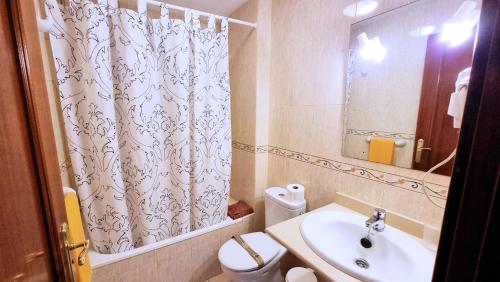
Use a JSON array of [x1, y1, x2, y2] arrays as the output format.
[[421, 148, 457, 209]]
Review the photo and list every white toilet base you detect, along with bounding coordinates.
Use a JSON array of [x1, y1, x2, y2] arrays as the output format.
[[221, 261, 284, 282]]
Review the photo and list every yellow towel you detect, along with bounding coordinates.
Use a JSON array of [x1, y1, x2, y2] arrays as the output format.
[[368, 138, 395, 165], [64, 191, 92, 282]]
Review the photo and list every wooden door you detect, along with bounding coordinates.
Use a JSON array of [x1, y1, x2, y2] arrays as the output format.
[[0, 1, 72, 281], [433, 0, 500, 280], [412, 33, 475, 175]]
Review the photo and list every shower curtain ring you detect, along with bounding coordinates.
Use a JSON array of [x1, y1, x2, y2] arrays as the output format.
[[137, 0, 149, 14], [37, 0, 58, 32], [37, 12, 53, 32]]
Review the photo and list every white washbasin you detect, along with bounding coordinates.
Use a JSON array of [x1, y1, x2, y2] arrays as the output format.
[[300, 211, 435, 282]]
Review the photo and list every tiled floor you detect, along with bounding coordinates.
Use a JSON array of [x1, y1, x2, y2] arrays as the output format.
[[205, 273, 232, 282]]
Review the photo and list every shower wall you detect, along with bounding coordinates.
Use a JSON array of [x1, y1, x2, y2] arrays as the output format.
[[229, 0, 271, 231], [266, 0, 449, 227], [228, 0, 450, 229]]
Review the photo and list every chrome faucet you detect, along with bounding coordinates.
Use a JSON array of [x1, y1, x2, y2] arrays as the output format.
[[365, 208, 386, 232]]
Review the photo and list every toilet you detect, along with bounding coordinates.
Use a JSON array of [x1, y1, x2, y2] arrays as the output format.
[[218, 187, 307, 282]]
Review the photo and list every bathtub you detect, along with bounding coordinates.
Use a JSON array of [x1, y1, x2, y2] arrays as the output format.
[[89, 217, 241, 268]]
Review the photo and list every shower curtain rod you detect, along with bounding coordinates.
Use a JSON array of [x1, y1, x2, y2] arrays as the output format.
[[37, 0, 257, 32], [141, 0, 257, 28]]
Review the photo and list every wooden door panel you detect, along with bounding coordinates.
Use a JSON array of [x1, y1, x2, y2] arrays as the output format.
[[0, 2, 53, 279], [433, 0, 500, 279], [413, 33, 475, 175], [1, 1, 72, 281]]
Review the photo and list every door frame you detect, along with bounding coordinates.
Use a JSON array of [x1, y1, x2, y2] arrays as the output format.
[[433, 0, 500, 281], [7, 1, 72, 280]]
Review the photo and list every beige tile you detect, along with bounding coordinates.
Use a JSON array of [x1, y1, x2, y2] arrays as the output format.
[[285, 106, 316, 154], [311, 104, 344, 160], [266, 153, 288, 187], [92, 264, 116, 282], [336, 173, 385, 205], [254, 153, 269, 200], [313, 168, 343, 210], [269, 107, 290, 150], [270, 0, 350, 108], [110, 251, 158, 282], [230, 149, 256, 205], [190, 231, 222, 282], [156, 240, 191, 281], [219, 221, 242, 246], [255, 0, 271, 147], [251, 200, 266, 231], [229, 0, 257, 145]]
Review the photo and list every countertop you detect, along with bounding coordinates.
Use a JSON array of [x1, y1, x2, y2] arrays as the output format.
[[265, 202, 432, 282]]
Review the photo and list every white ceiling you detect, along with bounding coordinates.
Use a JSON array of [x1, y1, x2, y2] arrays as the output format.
[[164, 0, 249, 16]]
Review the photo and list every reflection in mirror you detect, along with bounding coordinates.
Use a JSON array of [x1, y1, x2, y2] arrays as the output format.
[[342, 0, 481, 176]]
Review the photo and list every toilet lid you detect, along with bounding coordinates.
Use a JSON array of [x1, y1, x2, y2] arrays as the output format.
[[218, 232, 280, 272]]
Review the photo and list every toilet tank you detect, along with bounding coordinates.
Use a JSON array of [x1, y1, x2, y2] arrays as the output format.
[[265, 187, 306, 228]]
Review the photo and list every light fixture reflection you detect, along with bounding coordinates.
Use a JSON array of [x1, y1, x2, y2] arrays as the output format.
[[357, 33, 386, 63], [440, 1, 480, 47], [409, 25, 436, 37], [441, 17, 478, 46]]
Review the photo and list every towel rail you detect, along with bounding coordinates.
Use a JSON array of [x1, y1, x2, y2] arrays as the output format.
[[365, 136, 407, 147]]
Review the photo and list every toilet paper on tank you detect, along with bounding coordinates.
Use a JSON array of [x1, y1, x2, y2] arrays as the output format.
[[286, 183, 305, 202]]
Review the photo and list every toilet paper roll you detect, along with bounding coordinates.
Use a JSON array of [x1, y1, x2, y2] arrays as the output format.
[[286, 183, 305, 202]]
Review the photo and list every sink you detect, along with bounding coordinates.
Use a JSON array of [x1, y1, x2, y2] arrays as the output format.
[[300, 211, 435, 282]]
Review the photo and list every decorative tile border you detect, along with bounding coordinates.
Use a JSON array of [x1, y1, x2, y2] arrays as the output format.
[[232, 141, 268, 154], [256, 145, 268, 153], [63, 141, 445, 199], [232, 141, 256, 153], [232, 141, 448, 199], [346, 129, 416, 140]]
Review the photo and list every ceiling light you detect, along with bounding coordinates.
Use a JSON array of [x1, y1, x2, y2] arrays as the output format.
[[343, 1, 379, 17], [357, 33, 386, 62]]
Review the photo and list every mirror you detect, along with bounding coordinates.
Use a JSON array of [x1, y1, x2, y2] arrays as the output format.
[[342, 0, 480, 176]]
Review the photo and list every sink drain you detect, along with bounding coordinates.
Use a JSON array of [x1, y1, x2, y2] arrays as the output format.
[[354, 258, 370, 269]]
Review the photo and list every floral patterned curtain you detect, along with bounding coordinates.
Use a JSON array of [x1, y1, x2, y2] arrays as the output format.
[[46, 0, 231, 254]]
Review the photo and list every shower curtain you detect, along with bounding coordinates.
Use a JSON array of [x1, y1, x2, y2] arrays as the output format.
[[46, 0, 231, 254]]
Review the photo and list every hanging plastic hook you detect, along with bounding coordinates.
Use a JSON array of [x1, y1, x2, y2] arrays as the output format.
[[37, 9, 53, 32], [137, 0, 149, 14], [36, 0, 57, 32]]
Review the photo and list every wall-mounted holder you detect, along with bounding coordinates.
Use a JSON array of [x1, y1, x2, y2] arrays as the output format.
[[366, 136, 407, 147]]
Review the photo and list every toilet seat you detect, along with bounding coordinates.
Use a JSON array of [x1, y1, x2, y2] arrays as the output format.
[[218, 232, 280, 272]]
